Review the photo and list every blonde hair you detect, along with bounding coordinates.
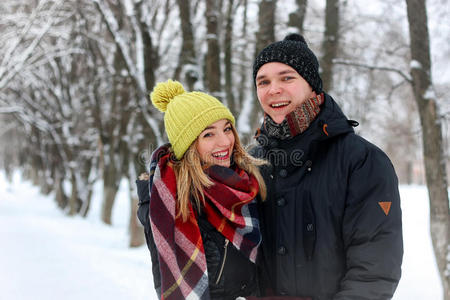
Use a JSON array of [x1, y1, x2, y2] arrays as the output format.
[[173, 125, 267, 222]]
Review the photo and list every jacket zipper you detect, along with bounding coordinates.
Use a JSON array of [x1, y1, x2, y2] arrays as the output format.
[[215, 239, 229, 284]]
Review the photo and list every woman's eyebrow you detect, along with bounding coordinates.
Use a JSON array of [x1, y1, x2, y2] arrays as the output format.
[[203, 121, 230, 131]]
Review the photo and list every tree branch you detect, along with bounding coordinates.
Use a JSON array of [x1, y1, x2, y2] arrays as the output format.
[[333, 58, 413, 83]]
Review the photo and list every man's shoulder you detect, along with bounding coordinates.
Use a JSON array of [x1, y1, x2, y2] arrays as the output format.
[[247, 142, 264, 158], [348, 133, 390, 157], [337, 132, 395, 172]]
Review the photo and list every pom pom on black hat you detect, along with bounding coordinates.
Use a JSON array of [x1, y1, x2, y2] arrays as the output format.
[[283, 33, 307, 44], [253, 33, 323, 93]]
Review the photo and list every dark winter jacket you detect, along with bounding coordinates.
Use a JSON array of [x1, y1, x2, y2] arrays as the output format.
[[136, 179, 257, 300], [251, 94, 403, 300]]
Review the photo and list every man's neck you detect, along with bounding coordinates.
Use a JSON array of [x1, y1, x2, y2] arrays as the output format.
[[264, 93, 324, 139]]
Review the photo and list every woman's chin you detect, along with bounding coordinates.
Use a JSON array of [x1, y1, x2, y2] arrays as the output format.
[[211, 158, 231, 168]]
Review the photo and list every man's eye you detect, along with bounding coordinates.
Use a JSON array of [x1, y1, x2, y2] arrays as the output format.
[[282, 76, 294, 81], [257, 80, 269, 86]]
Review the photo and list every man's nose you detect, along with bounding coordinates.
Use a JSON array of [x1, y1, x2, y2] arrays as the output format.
[[268, 82, 282, 94]]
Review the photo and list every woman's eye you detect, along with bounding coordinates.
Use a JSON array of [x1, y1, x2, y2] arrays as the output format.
[[203, 132, 212, 138], [224, 126, 232, 132]]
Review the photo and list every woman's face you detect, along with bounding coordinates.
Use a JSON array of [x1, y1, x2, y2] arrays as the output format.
[[195, 119, 235, 168]]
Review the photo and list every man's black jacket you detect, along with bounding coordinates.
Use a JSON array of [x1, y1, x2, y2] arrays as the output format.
[[251, 94, 403, 300]]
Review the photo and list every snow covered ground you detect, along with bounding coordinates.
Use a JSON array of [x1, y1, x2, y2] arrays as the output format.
[[0, 171, 443, 300]]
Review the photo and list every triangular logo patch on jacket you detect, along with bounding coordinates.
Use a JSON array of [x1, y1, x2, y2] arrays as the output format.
[[378, 201, 392, 216]]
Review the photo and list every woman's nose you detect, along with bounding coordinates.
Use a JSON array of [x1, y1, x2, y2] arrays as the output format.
[[216, 133, 232, 147]]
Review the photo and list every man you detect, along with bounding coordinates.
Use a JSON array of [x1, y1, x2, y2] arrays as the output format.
[[251, 33, 403, 299]]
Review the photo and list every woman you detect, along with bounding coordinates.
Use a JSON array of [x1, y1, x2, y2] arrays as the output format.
[[136, 80, 267, 300]]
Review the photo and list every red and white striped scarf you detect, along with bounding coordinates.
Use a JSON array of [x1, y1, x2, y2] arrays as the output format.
[[148, 145, 261, 300]]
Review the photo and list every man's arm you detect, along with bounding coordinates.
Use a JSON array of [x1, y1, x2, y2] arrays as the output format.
[[334, 146, 403, 300]]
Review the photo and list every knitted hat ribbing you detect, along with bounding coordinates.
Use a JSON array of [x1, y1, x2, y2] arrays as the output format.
[[150, 80, 235, 159], [253, 33, 323, 93]]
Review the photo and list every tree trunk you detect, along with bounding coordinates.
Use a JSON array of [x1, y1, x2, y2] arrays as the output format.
[[249, 0, 277, 137], [101, 162, 120, 225], [174, 0, 198, 90], [128, 174, 145, 247], [288, 0, 308, 34], [79, 159, 95, 218], [224, 0, 235, 113], [135, 0, 157, 93], [68, 171, 81, 216], [237, 0, 248, 114], [320, 0, 340, 92], [55, 175, 68, 209], [205, 0, 222, 97], [102, 186, 118, 225], [255, 0, 276, 56], [405, 0, 450, 299]]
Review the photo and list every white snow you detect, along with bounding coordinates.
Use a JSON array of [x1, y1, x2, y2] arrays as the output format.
[[0, 172, 444, 300], [424, 86, 437, 100], [0, 172, 156, 300], [410, 60, 422, 70]]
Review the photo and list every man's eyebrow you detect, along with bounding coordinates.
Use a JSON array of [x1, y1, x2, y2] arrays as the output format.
[[256, 69, 297, 81], [278, 69, 297, 75], [255, 74, 267, 81]]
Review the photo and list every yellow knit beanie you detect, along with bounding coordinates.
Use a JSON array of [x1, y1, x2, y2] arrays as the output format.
[[150, 80, 235, 159]]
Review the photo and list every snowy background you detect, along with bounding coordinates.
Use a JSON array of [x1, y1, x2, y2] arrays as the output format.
[[0, 171, 444, 300]]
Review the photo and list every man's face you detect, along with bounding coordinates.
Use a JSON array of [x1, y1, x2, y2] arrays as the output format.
[[255, 62, 315, 124]]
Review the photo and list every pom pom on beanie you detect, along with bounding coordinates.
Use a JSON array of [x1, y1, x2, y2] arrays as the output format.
[[284, 33, 307, 43], [151, 80, 185, 112]]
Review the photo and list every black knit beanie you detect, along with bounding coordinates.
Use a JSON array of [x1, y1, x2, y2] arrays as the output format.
[[253, 33, 323, 93]]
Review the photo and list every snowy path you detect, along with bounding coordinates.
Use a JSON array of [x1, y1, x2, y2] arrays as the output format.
[[0, 173, 444, 300], [0, 174, 156, 300]]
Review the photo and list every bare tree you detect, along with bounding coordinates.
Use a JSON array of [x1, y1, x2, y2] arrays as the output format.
[[288, 0, 308, 34], [205, 0, 222, 97], [248, 0, 277, 136], [255, 0, 276, 55], [405, 0, 450, 298], [224, 0, 235, 113], [320, 0, 340, 92], [236, 0, 249, 119], [174, 0, 198, 90]]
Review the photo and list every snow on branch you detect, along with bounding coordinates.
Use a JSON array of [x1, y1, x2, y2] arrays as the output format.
[[0, 0, 48, 72], [93, 0, 145, 94], [333, 58, 412, 83], [0, 0, 64, 90], [0, 106, 23, 114]]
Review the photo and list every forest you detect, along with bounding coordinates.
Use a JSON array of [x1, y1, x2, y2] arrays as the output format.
[[0, 0, 449, 298]]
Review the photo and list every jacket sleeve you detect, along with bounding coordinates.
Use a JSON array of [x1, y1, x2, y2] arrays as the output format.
[[334, 145, 403, 300], [136, 179, 161, 299]]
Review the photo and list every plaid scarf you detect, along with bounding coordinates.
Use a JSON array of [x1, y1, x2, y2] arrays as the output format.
[[148, 145, 261, 300], [264, 93, 324, 139]]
